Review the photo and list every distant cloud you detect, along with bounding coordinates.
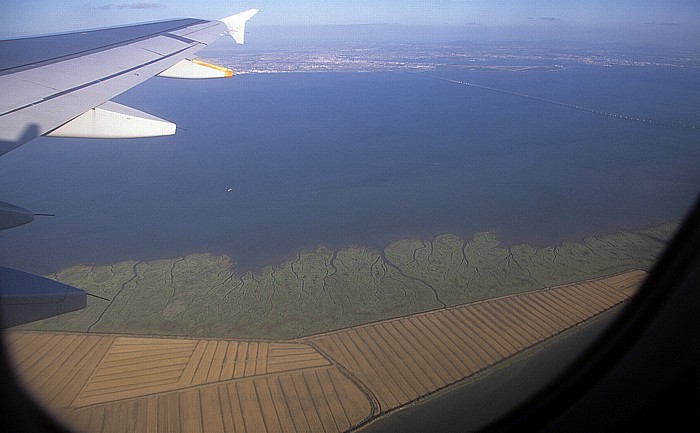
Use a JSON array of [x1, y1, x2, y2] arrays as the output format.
[[96, 2, 165, 10], [643, 21, 681, 27], [532, 17, 561, 22], [123, 2, 165, 9]]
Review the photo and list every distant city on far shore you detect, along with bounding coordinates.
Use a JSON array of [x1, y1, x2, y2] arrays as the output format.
[[200, 39, 700, 75]]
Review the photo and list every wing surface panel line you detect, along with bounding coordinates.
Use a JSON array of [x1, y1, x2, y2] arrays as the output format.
[[0, 19, 209, 76], [0, 45, 194, 119]]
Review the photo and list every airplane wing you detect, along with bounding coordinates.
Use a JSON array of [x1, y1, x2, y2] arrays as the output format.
[[0, 9, 259, 157], [0, 9, 259, 327]]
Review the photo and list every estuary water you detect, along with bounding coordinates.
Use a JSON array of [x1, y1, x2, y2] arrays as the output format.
[[1, 68, 699, 274]]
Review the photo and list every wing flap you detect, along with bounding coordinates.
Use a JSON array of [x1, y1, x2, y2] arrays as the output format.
[[47, 101, 175, 138]]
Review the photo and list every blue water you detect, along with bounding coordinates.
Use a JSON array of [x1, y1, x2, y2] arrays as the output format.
[[1, 68, 699, 273]]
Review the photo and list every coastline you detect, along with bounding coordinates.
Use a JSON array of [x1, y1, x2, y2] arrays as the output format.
[[16, 222, 677, 339]]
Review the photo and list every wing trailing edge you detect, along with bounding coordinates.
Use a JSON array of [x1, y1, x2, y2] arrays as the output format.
[[47, 101, 176, 139], [158, 58, 234, 79]]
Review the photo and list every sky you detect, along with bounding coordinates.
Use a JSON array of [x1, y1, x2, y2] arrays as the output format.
[[1, 1, 699, 44]]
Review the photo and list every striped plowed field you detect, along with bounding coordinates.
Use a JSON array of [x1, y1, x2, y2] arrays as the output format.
[[5, 269, 646, 432], [6, 334, 369, 433], [307, 269, 647, 415]]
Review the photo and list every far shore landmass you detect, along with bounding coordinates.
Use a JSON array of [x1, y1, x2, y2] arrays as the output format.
[[17, 222, 678, 339]]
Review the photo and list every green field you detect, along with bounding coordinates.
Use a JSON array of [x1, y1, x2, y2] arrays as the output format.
[[17, 223, 678, 339]]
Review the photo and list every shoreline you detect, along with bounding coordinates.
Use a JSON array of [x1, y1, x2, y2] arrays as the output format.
[[16, 222, 677, 340], [41, 219, 679, 278]]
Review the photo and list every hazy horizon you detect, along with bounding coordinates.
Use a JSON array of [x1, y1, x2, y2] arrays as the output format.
[[2, 1, 699, 49]]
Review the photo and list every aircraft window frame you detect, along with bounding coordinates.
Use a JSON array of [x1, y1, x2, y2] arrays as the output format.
[[1, 7, 700, 432]]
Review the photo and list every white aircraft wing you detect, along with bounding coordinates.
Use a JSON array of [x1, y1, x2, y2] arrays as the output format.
[[0, 9, 258, 328], [0, 9, 259, 157]]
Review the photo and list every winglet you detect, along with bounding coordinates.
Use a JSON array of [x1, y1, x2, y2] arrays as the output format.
[[220, 9, 259, 44]]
